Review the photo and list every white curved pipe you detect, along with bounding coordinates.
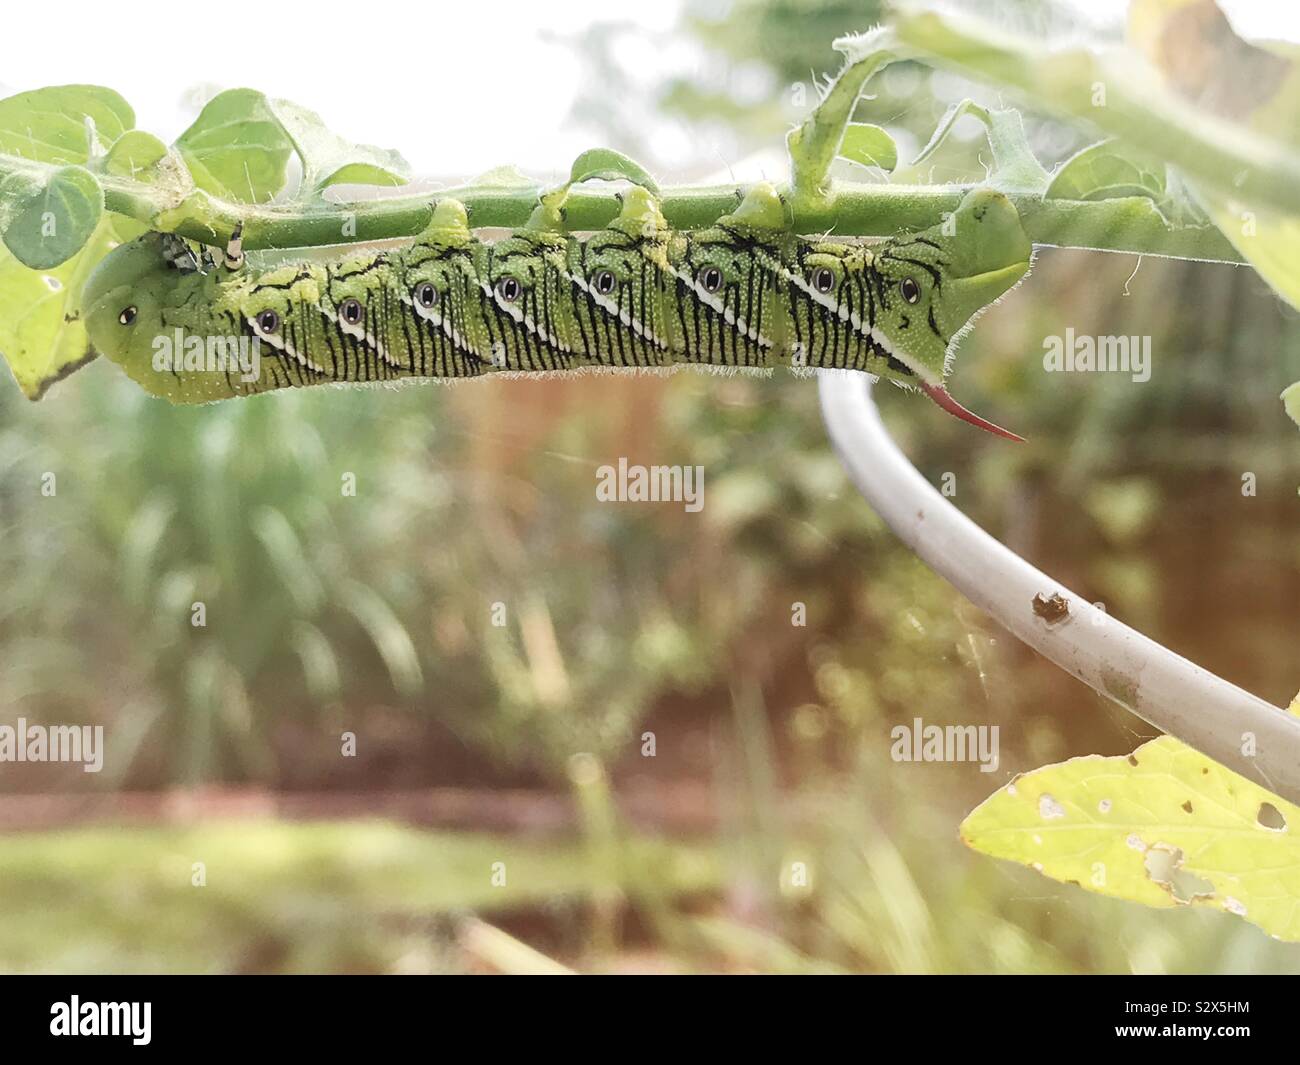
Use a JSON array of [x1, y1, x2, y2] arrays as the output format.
[[818, 371, 1300, 804]]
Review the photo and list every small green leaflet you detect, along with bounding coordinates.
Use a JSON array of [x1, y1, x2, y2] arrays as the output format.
[[899, 100, 1048, 193], [0, 85, 133, 164], [99, 130, 169, 181], [1046, 139, 1166, 203], [0, 86, 149, 395], [174, 89, 295, 204], [469, 165, 539, 189], [568, 148, 660, 196], [1, 165, 103, 269], [268, 98, 409, 194], [839, 123, 897, 174], [175, 91, 412, 204], [1046, 139, 1208, 227]]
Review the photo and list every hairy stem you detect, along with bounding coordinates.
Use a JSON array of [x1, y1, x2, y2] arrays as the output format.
[[89, 174, 1244, 263]]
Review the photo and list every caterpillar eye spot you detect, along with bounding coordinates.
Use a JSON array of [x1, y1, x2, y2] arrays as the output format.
[[414, 283, 439, 309], [118, 306, 137, 326], [698, 265, 723, 294], [900, 277, 922, 304], [593, 270, 617, 296], [496, 277, 522, 303], [811, 267, 836, 295], [340, 298, 365, 326], [257, 309, 281, 334]]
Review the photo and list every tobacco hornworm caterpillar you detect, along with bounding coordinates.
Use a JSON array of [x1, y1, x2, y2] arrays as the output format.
[[82, 185, 1031, 437]]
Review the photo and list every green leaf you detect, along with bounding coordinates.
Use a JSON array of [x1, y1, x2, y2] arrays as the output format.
[[568, 148, 660, 196], [0, 85, 134, 165], [469, 165, 539, 189], [1194, 188, 1300, 312], [898, 100, 1048, 193], [1, 165, 103, 268], [1046, 139, 1165, 203], [1284, 381, 1300, 429], [100, 130, 169, 181], [174, 89, 294, 204], [317, 162, 407, 191], [839, 122, 897, 173], [267, 98, 409, 194], [962, 722, 1300, 942], [0, 215, 144, 400]]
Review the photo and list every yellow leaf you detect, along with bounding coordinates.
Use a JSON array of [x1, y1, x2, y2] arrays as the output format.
[[962, 712, 1300, 940], [0, 217, 142, 400]]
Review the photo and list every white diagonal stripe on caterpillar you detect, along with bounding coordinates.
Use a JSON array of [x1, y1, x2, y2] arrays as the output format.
[[777, 262, 931, 379], [399, 290, 483, 361], [669, 267, 773, 348], [246, 315, 328, 374], [479, 281, 572, 354], [569, 273, 667, 350], [319, 304, 402, 368]]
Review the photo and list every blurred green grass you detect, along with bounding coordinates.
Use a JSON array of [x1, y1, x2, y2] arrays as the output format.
[[2, 807, 1295, 974], [0, 819, 719, 974]]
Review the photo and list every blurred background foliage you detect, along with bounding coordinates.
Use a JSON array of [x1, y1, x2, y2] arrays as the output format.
[[0, 0, 1298, 973]]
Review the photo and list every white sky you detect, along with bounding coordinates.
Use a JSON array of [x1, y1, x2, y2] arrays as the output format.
[[0, 0, 685, 179], [2, 0, 1295, 180]]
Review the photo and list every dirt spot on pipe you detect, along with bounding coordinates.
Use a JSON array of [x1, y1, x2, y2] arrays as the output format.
[[1031, 591, 1069, 624], [1101, 665, 1141, 709]]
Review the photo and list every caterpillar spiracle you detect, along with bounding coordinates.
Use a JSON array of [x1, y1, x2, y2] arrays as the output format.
[[82, 184, 1032, 438]]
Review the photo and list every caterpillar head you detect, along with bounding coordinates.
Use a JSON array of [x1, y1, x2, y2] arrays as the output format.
[[871, 188, 1031, 438], [873, 189, 1030, 380], [84, 233, 221, 402], [83, 232, 306, 402]]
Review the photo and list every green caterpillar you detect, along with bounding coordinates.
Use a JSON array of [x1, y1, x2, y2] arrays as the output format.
[[82, 184, 1031, 438]]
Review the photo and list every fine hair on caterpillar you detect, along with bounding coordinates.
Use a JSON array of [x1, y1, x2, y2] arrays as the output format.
[[83, 183, 1032, 438]]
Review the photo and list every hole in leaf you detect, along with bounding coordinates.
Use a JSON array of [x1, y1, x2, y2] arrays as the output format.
[[1181, 800, 1193, 814], [1257, 802, 1287, 831], [1144, 844, 1214, 904]]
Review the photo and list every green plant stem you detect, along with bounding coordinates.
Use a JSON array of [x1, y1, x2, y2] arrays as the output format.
[[89, 174, 1245, 263]]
